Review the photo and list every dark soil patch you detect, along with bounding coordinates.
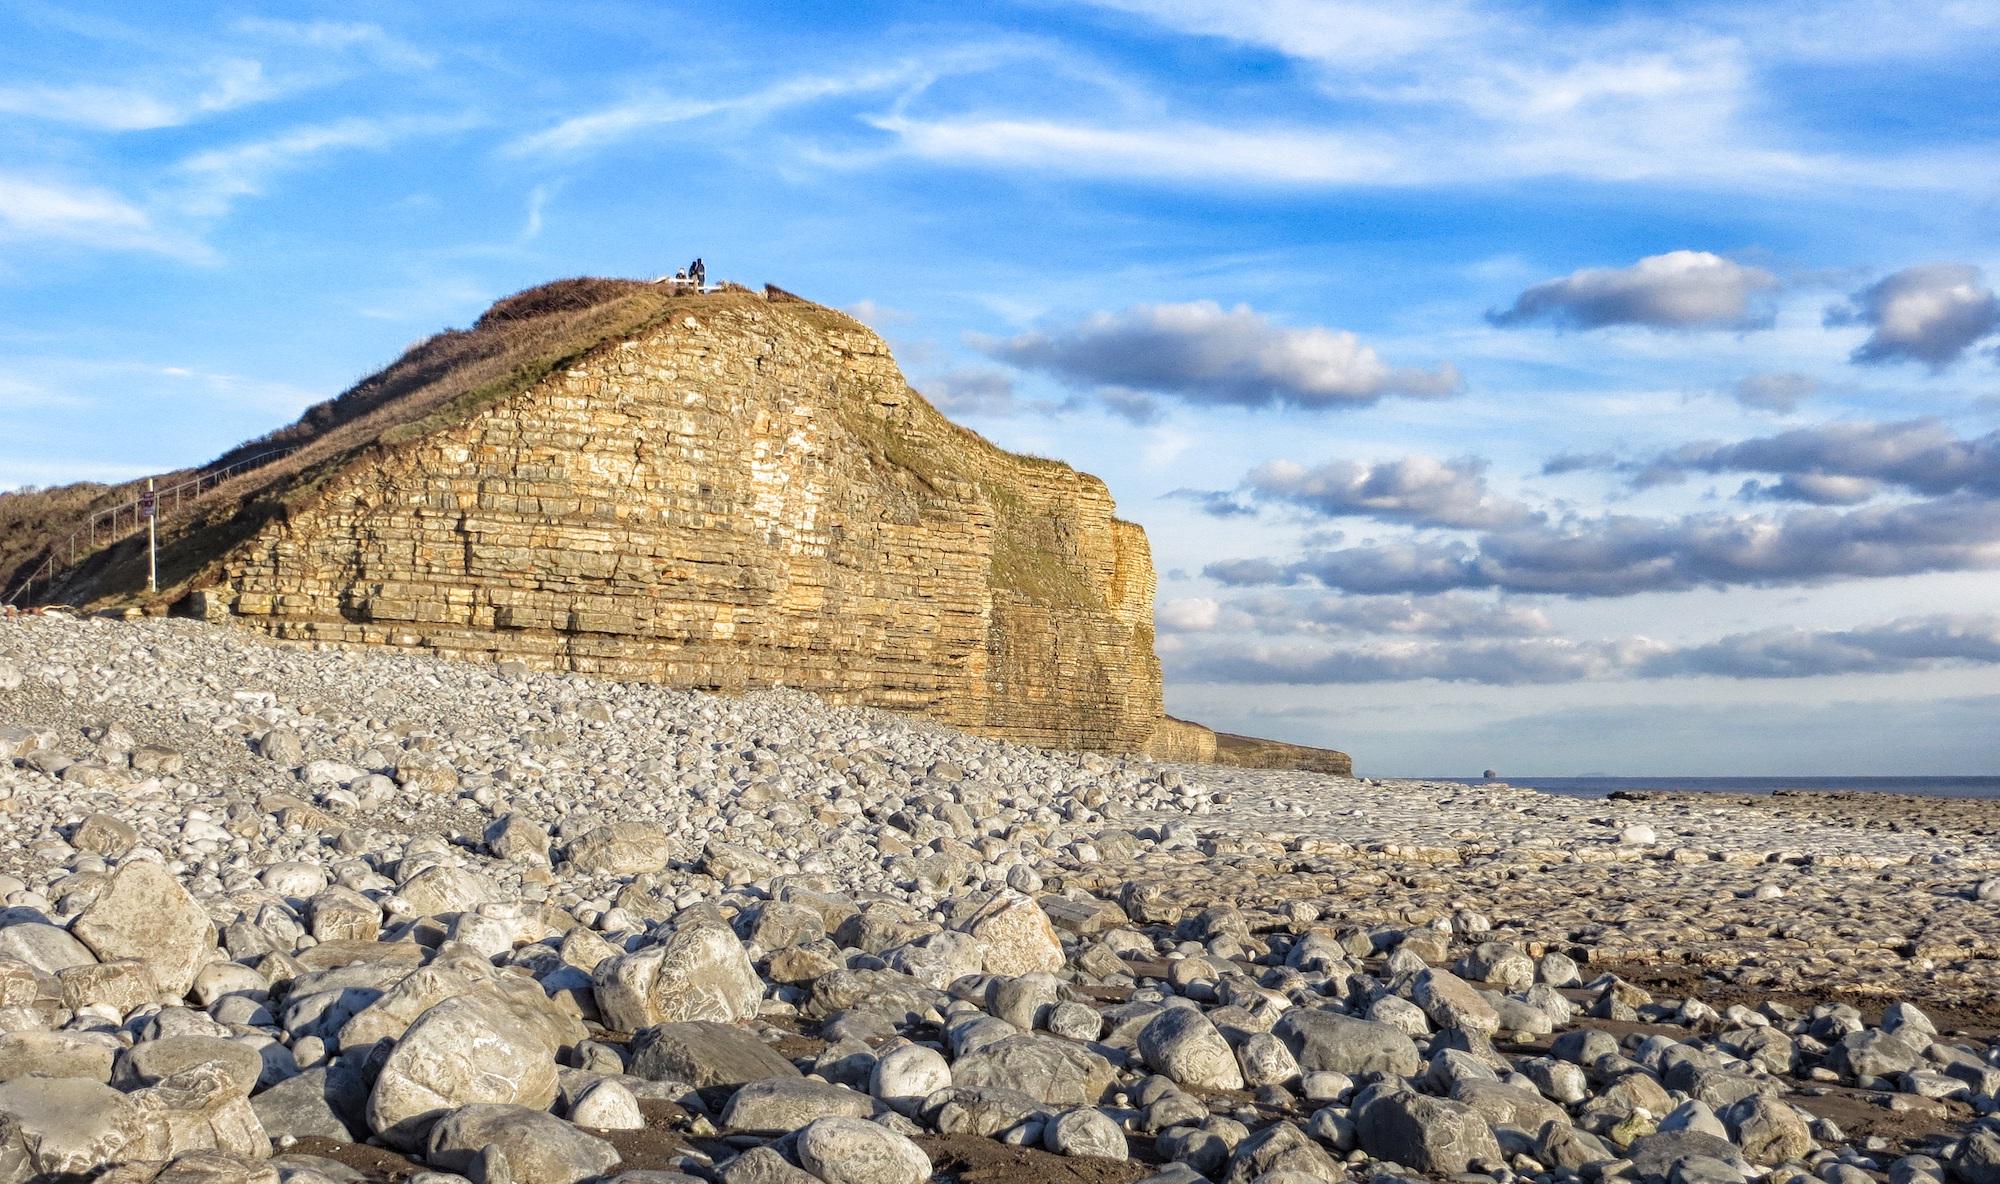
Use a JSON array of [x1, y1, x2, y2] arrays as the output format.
[[1789, 1086, 1971, 1155], [917, 1134, 1153, 1184], [1594, 960, 2000, 1037], [280, 1137, 424, 1182]]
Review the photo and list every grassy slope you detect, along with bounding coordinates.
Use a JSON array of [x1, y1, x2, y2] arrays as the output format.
[[1, 279, 706, 606]]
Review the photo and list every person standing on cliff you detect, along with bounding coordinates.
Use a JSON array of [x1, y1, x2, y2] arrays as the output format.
[[690, 258, 705, 290]]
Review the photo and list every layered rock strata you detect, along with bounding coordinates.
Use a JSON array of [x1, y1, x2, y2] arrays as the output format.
[[194, 287, 1172, 753]]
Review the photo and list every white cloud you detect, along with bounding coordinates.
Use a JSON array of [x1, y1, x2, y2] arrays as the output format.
[[1488, 251, 1781, 331], [175, 114, 477, 218], [1246, 455, 1534, 528], [0, 173, 202, 259], [1160, 597, 1221, 630], [507, 64, 933, 158], [1827, 263, 2000, 368], [983, 301, 1460, 411]]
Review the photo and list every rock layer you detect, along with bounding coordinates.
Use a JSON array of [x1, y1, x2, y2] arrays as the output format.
[[192, 284, 1172, 754]]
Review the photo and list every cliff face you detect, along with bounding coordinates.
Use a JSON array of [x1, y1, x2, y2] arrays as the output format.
[[195, 286, 1172, 753]]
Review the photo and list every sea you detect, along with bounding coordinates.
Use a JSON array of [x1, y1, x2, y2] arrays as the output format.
[[1421, 775, 2000, 800]]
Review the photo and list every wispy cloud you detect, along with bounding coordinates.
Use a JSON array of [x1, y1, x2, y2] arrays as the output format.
[[0, 173, 206, 259], [506, 63, 937, 158], [173, 114, 479, 218], [0, 60, 274, 131]]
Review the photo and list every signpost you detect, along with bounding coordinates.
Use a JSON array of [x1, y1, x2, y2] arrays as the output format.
[[141, 479, 157, 594]]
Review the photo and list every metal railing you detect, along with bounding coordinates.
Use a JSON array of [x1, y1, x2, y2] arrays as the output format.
[[4, 446, 298, 607]]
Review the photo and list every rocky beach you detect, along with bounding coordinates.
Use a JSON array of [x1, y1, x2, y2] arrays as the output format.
[[0, 613, 1994, 1184]]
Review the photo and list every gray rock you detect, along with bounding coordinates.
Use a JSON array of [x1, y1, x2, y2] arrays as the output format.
[[70, 861, 215, 998], [427, 1103, 621, 1183], [1720, 1095, 1813, 1166], [71, 813, 138, 858], [629, 1021, 800, 1087], [950, 1033, 1115, 1106], [723, 1078, 879, 1131], [0, 923, 96, 975], [869, 1043, 951, 1115], [114, 1035, 264, 1097], [1274, 1010, 1422, 1077], [1045, 1106, 1128, 1159], [251, 1061, 369, 1141], [365, 992, 562, 1149], [1952, 1126, 2000, 1184], [718, 1145, 823, 1184], [0, 1077, 145, 1177], [1222, 1120, 1345, 1184], [569, 1079, 645, 1130], [957, 891, 1064, 976], [594, 924, 762, 1029], [793, 1115, 931, 1184], [1139, 1006, 1245, 1090], [564, 823, 676, 875], [1625, 1131, 1752, 1184], [0, 1031, 117, 1084], [1354, 1086, 1502, 1175], [1413, 967, 1500, 1036]]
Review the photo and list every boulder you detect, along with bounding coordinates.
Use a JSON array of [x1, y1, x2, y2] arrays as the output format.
[[958, 891, 1064, 976], [565, 824, 676, 875], [629, 1021, 801, 1087], [0, 924, 95, 975], [722, 1078, 879, 1131], [1274, 1010, 1422, 1077], [951, 1033, 1114, 1106], [426, 1102, 621, 1182], [1139, 1006, 1245, 1091], [0, 1077, 146, 1178], [70, 861, 215, 998], [1354, 1086, 1503, 1175], [594, 924, 762, 1029], [793, 1116, 931, 1184], [364, 991, 562, 1149], [251, 1061, 369, 1141]]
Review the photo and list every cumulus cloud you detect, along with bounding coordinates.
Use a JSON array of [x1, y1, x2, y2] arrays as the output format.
[[1733, 371, 1817, 412], [920, 367, 1024, 417], [981, 301, 1462, 412], [1737, 473, 1880, 505], [1243, 455, 1535, 529], [1663, 419, 2000, 500], [1169, 611, 2000, 685], [1158, 590, 1554, 640], [1172, 637, 1647, 685], [1639, 614, 2000, 678], [1165, 488, 1258, 517], [1210, 494, 2000, 597], [1488, 250, 1780, 331], [1827, 263, 2000, 368]]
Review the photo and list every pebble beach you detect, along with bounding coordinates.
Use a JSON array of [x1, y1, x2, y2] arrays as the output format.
[[1, 614, 1996, 1184]]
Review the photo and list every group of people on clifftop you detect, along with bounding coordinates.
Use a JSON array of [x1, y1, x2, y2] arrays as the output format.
[[665, 257, 706, 291]]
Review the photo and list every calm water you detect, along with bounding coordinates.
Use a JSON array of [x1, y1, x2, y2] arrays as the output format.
[[1422, 775, 2000, 800]]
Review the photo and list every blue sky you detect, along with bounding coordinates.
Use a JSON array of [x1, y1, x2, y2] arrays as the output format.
[[3, 0, 1998, 775]]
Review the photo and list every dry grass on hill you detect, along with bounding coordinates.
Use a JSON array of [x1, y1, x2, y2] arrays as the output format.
[[1, 277, 710, 604]]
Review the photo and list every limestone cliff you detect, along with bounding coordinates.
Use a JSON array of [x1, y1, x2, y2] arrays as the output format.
[[153, 280, 1174, 753]]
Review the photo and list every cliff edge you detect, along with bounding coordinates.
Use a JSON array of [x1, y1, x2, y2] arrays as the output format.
[[16, 279, 1188, 754]]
